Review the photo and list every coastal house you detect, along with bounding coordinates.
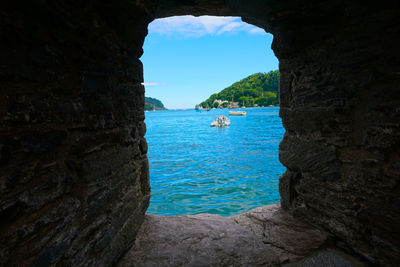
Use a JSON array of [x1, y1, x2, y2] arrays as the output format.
[[228, 102, 240, 109], [213, 99, 229, 108]]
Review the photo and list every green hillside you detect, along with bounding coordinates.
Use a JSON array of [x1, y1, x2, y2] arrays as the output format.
[[145, 97, 166, 111], [200, 70, 279, 108]]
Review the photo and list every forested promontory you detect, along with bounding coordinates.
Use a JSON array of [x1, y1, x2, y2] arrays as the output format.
[[145, 97, 166, 111], [200, 70, 279, 108]]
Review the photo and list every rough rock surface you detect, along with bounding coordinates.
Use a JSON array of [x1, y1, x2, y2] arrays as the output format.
[[284, 248, 366, 267], [231, 204, 328, 263], [1, 0, 399, 266], [118, 213, 278, 267], [118, 204, 330, 266], [0, 1, 152, 266]]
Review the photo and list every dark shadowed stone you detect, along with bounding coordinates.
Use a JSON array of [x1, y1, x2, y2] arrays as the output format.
[[279, 170, 298, 210], [81, 75, 110, 98], [139, 137, 148, 154], [1, 130, 67, 157], [0, 1, 151, 265], [284, 248, 366, 267]]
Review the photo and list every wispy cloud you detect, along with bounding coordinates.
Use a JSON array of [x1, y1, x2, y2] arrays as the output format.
[[148, 16, 265, 37], [142, 82, 168, 86], [248, 27, 266, 35]]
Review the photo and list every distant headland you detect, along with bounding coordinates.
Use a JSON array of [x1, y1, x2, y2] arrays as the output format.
[[198, 70, 279, 109], [145, 97, 166, 111]]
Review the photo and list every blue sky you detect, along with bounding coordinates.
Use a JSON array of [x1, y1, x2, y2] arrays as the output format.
[[141, 16, 278, 109]]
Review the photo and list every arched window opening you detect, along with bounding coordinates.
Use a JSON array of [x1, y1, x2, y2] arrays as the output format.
[[142, 16, 285, 216]]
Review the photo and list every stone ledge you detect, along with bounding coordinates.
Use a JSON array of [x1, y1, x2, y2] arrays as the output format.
[[117, 204, 365, 266]]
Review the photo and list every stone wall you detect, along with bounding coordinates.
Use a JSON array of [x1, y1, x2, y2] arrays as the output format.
[[0, 0, 399, 266], [274, 2, 400, 266], [0, 1, 151, 265]]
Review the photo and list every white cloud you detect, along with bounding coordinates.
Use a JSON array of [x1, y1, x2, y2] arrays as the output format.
[[248, 27, 265, 34], [148, 16, 266, 37], [217, 21, 243, 34], [142, 82, 168, 86]]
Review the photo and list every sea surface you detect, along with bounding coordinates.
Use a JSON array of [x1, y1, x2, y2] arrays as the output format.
[[145, 107, 286, 216]]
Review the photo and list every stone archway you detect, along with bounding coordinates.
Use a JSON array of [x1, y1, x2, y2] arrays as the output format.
[[0, 0, 399, 266]]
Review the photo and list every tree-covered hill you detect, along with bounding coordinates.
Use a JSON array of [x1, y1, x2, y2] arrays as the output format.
[[145, 97, 166, 111], [200, 70, 279, 108]]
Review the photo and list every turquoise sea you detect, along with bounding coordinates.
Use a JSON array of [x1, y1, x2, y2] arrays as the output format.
[[145, 107, 286, 216]]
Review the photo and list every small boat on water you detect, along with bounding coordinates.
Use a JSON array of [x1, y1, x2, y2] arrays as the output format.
[[229, 111, 246, 116], [210, 115, 230, 127]]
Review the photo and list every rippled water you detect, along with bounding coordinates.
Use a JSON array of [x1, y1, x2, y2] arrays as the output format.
[[145, 107, 286, 216]]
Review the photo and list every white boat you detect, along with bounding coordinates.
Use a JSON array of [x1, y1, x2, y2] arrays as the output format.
[[229, 111, 246, 116], [210, 115, 230, 127]]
